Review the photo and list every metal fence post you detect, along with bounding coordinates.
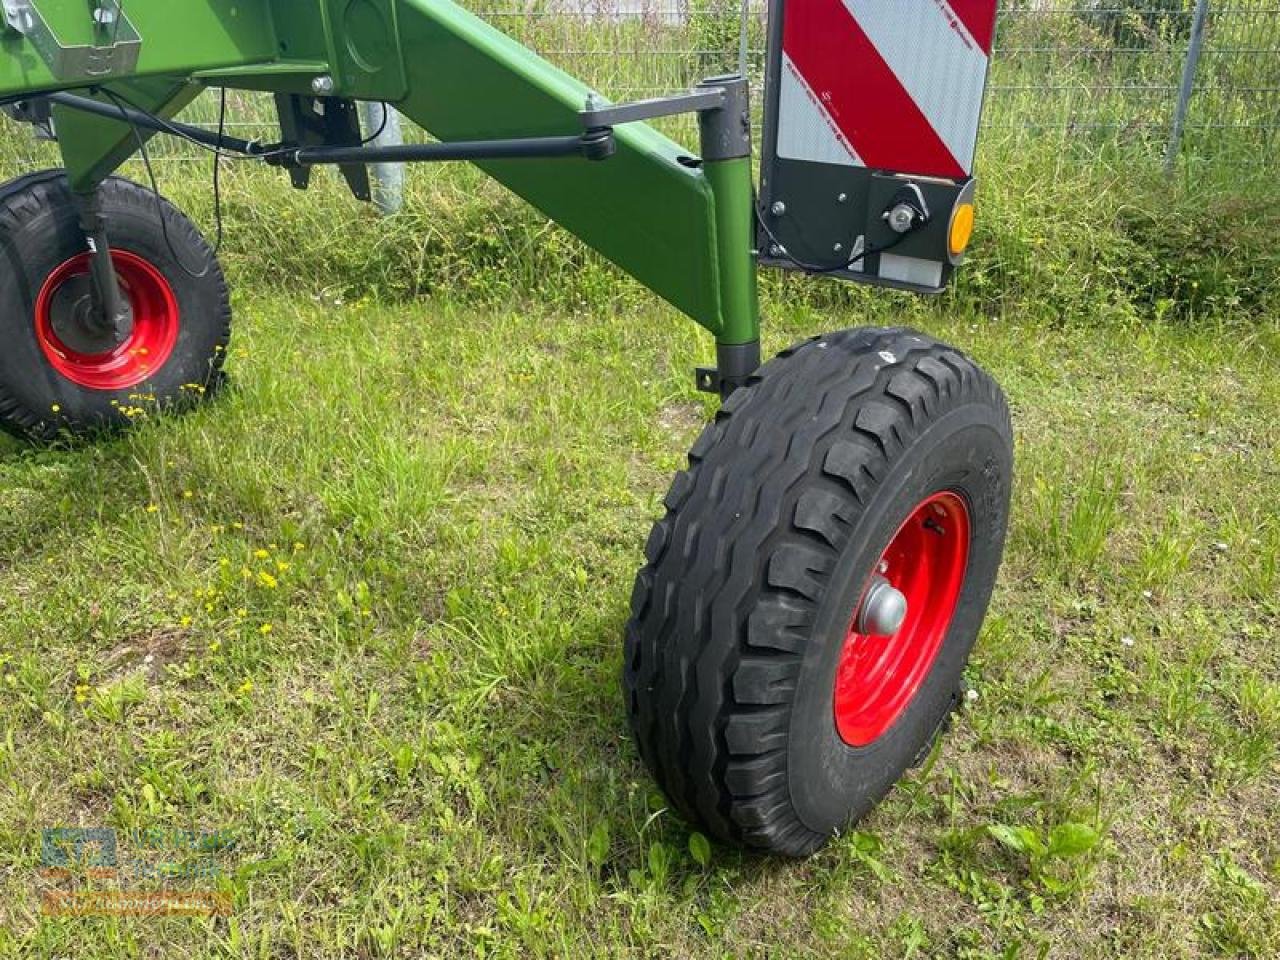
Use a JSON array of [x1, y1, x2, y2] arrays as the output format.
[[360, 101, 405, 215], [1165, 0, 1210, 172]]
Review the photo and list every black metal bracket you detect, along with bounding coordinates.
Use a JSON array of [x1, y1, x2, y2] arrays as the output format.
[[274, 94, 371, 201], [578, 88, 727, 129], [695, 340, 761, 399]]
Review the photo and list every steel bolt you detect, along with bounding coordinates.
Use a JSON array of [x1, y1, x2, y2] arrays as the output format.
[[769, 243, 782, 256], [833, 242, 844, 253], [770, 200, 786, 217], [837, 192, 848, 203], [886, 202, 917, 234], [311, 75, 335, 95]]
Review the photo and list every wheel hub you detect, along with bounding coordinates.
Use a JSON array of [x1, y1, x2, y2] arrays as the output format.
[[34, 249, 179, 392], [46, 272, 134, 355], [833, 490, 972, 747], [856, 575, 909, 636]]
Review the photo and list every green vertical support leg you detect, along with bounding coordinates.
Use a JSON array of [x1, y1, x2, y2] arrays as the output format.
[[697, 75, 761, 395]]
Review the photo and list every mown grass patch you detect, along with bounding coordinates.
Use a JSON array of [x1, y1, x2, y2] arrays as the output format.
[[1, 281, 1276, 957]]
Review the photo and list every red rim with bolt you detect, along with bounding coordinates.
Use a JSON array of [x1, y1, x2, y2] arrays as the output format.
[[834, 490, 971, 747], [34, 250, 179, 391]]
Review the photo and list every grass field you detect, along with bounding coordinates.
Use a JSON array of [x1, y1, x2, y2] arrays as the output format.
[[1, 243, 1278, 956], [1, 13, 1279, 952]]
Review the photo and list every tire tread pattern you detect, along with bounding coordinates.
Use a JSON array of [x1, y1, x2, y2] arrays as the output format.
[[623, 327, 1010, 855]]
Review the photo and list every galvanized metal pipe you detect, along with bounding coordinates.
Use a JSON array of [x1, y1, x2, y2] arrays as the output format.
[[1165, 0, 1211, 171], [360, 101, 404, 216]]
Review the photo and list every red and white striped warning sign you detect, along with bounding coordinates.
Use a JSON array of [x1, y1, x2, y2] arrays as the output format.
[[776, 0, 997, 179]]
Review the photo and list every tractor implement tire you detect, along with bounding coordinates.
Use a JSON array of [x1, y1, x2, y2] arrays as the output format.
[[0, 170, 230, 442], [624, 326, 1013, 855]]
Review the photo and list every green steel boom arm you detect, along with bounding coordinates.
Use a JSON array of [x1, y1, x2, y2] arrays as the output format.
[[0, 0, 760, 350]]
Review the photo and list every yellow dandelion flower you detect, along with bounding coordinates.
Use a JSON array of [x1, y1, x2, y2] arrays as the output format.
[[254, 549, 270, 560], [208, 640, 221, 653], [183, 490, 194, 499], [238, 678, 254, 694], [146, 504, 159, 514], [256, 571, 278, 590], [179, 615, 192, 628], [258, 623, 272, 635]]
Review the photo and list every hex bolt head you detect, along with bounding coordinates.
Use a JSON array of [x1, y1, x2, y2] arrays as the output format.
[[886, 203, 917, 234], [769, 243, 782, 256], [837, 192, 848, 203], [833, 242, 844, 253], [770, 201, 787, 217], [311, 75, 335, 95]]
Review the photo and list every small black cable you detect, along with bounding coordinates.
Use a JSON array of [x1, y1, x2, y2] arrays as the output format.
[[105, 87, 392, 160], [209, 86, 226, 257], [102, 88, 212, 278], [364, 101, 389, 143], [755, 203, 911, 275]]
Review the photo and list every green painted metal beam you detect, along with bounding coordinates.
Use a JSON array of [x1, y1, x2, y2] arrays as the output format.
[[52, 78, 202, 192], [0, 1, 279, 97], [5, 0, 759, 340], [388, 0, 728, 335]]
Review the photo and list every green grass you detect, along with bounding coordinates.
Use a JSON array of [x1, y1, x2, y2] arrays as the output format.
[[0, 14, 1279, 951], [1, 273, 1277, 957]]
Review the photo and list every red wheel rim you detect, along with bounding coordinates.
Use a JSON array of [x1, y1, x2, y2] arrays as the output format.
[[34, 250, 179, 391], [834, 491, 971, 747]]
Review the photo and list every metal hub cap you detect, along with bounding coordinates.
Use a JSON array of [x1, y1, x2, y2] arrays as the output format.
[[857, 576, 909, 636], [34, 249, 179, 392], [833, 491, 972, 747]]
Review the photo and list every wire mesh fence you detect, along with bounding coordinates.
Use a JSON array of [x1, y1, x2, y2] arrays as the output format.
[[5, 1, 1274, 169], [465, 0, 1279, 164]]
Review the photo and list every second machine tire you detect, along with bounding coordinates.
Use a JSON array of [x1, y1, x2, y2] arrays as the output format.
[[0, 170, 230, 442]]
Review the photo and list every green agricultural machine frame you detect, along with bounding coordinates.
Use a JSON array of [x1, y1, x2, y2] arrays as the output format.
[[0, 1, 1014, 856], [1, 0, 764, 385]]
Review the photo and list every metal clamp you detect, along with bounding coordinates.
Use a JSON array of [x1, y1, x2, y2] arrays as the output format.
[[1, 0, 141, 81]]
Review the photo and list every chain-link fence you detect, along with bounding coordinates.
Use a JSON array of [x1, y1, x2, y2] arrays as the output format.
[[470, 0, 1279, 166], [5, 2, 1274, 170]]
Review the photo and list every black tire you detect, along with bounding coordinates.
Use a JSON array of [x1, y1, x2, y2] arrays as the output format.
[[624, 327, 1013, 856], [0, 169, 229, 442]]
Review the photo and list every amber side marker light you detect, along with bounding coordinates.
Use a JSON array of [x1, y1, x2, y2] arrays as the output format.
[[949, 202, 975, 259]]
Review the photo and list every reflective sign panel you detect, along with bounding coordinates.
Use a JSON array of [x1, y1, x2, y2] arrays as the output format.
[[760, 0, 998, 292]]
